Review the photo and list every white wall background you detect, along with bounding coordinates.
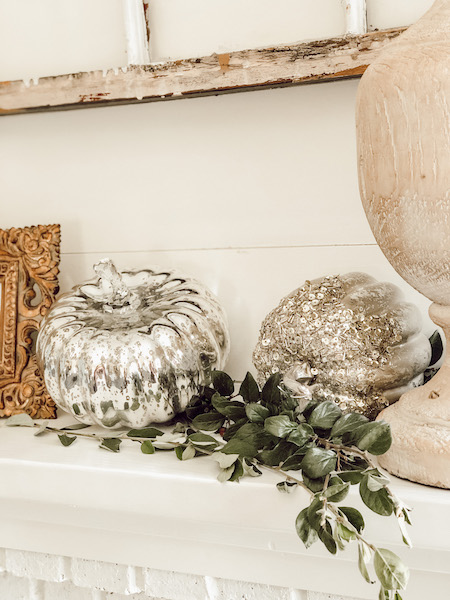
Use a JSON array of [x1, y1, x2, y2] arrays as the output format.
[[0, 0, 436, 379]]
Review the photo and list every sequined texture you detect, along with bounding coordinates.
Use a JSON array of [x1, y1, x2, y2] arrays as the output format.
[[253, 273, 431, 419]]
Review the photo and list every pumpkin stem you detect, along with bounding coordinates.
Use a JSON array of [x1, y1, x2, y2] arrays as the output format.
[[82, 259, 140, 312]]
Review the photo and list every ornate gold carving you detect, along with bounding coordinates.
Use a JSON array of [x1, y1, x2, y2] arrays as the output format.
[[0, 259, 19, 378], [0, 224, 60, 419]]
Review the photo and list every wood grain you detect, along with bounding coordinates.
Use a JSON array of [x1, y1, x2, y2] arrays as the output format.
[[0, 28, 405, 116]]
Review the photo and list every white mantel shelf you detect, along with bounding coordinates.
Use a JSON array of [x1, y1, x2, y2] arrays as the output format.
[[0, 415, 449, 600]]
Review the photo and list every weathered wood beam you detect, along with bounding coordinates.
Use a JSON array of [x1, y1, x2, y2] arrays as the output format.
[[0, 27, 406, 116]]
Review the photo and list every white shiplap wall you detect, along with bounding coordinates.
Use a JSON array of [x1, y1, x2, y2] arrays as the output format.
[[0, 0, 435, 378], [0, 0, 128, 82]]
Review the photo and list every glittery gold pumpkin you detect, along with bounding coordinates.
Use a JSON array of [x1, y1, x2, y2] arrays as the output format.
[[253, 273, 431, 419]]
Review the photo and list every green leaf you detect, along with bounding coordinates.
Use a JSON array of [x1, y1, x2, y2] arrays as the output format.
[[402, 508, 412, 526], [338, 470, 364, 485], [330, 413, 369, 438], [222, 419, 247, 441], [245, 403, 270, 423], [175, 446, 184, 460], [261, 373, 282, 410], [221, 437, 257, 458], [318, 522, 337, 555], [34, 421, 49, 436], [229, 458, 244, 482], [355, 421, 392, 455], [429, 330, 443, 366], [277, 480, 298, 493], [217, 465, 235, 482], [152, 431, 186, 449], [61, 423, 91, 431], [191, 412, 225, 431], [185, 395, 204, 420], [211, 370, 235, 396], [301, 399, 320, 419], [5, 413, 34, 427], [127, 427, 164, 438], [100, 438, 122, 453], [222, 423, 273, 458], [264, 415, 297, 438], [222, 423, 274, 450], [302, 474, 325, 492], [141, 440, 155, 454], [281, 452, 307, 471], [360, 474, 394, 516], [243, 459, 262, 477], [181, 444, 196, 460], [280, 391, 299, 412], [337, 522, 356, 542], [301, 447, 337, 479], [397, 511, 412, 548], [212, 452, 239, 469], [295, 508, 318, 549], [211, 394, 246, 421], [339, 454, 370, 471], [239, 372, 260, 403], [366, 471, 390, 492], [58, 434, 76, 447], [287, 423, 314, 446], [306, 497, 324, 531], [374, 549, 409, 591], [188, 432, 219, 449], [340, 506, 365, 532], [259, 441, 296, 466], [72, 403, 81, 415], [324, 482, 350, 502], [358, 542, 374, 584], [308, 401, 342, 429]]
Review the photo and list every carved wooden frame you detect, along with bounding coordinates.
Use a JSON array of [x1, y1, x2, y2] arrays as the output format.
[[0, 224, 60, 418]]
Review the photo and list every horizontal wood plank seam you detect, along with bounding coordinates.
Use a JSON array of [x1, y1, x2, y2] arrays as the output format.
[[61, 243, 379, 256], [0, 27, 406, 116]]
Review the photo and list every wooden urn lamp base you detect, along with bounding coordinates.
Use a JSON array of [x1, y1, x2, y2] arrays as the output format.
[[357, 0, 450, 489], [377, 303, 450, 489]]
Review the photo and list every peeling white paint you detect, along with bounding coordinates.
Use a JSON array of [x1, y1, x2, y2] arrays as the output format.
[[122, 0, 151, 65], [0, 29, 403, 115], [343, 0, 368, 35]]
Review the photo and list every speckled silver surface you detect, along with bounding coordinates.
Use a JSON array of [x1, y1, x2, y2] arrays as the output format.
[[36, 260, 230, 429], [253, 272, 431, 419]]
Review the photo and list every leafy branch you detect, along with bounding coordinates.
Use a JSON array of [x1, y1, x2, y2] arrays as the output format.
[[5, 370, 411, 599]]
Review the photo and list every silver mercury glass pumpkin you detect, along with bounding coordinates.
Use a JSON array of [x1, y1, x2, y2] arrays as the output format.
[[36, 259, 230, 428], [253, 272, 431, 419]]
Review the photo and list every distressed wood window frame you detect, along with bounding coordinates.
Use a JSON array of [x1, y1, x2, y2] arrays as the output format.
[[0, 0, 405, 116]]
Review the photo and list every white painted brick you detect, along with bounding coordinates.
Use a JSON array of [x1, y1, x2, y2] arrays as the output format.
[[207, 576, 291, 600], [5, 548, 68, 582], [290, 591, 307, 600], [30, 579, 45, 600], [105, 593, 163, 600], [0, 572, 31, 600], [44, 579, 103, 600], [307, 593, 365, 600], [71, 558, 143, 594], [144, 568, 208, 600]]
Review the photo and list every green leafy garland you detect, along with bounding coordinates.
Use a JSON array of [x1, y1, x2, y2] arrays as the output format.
[[6, 371, 411, 599]]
